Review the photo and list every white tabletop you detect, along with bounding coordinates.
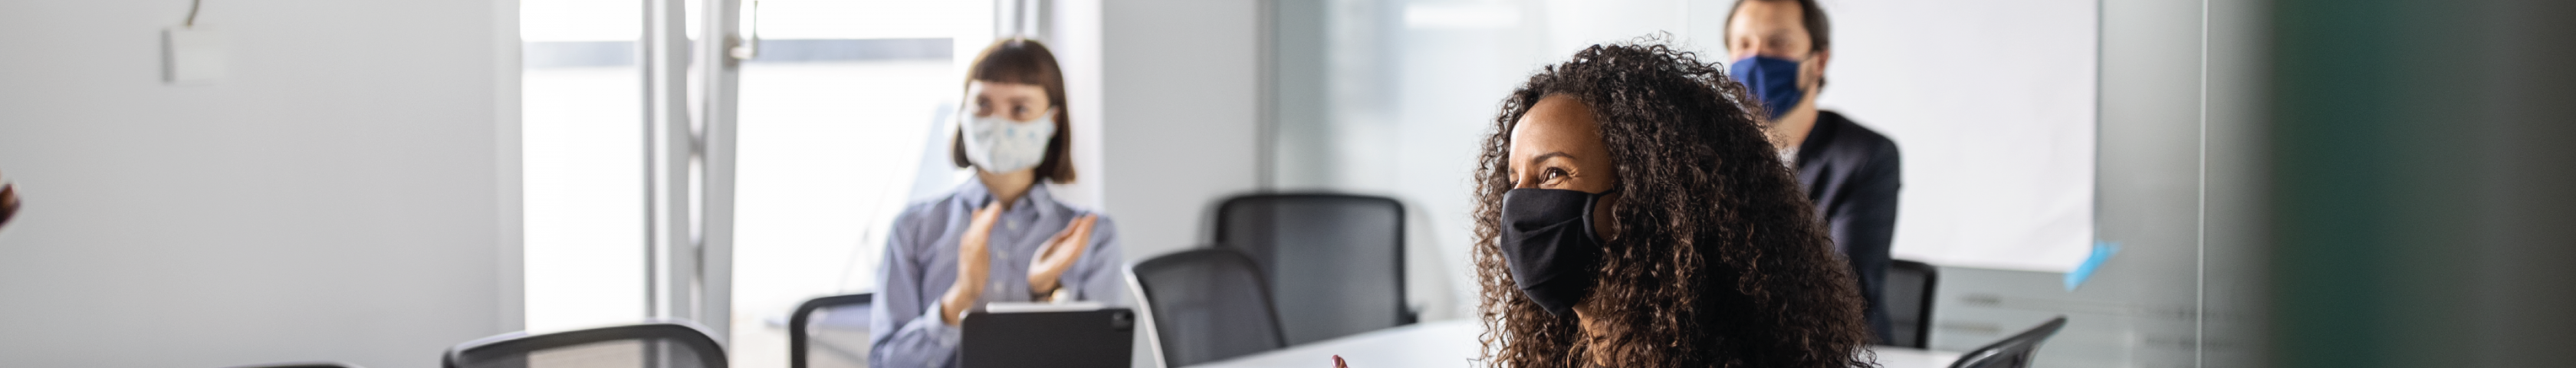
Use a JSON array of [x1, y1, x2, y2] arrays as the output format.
[[1187, 320, 1960, 368]]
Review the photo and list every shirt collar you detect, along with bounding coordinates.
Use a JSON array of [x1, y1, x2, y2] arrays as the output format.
[[956, 175, 1057, 213]]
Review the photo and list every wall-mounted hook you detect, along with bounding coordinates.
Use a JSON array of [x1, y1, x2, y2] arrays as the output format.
[[728, 0, 760, 61], [183, 0, 204, 28]]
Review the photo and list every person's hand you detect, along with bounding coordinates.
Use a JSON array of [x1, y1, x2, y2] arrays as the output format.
[[1027, 215, 1099, 301], [940, 202, 1005, 325], [0, 173, 17, 228], [1, 182, 15, 227]]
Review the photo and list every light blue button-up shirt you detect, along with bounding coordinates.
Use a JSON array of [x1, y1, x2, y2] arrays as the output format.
[[869, 178, 1126, 368]]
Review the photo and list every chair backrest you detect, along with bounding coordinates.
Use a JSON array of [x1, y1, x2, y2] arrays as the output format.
[[444, 321, 727, 368], [1213, 193, 1408, 345], [789, 293, 874, 368], [1945, 316, 2069, 368], [1132, 248, 1288, 366], [1884, 259, 1939, 348]]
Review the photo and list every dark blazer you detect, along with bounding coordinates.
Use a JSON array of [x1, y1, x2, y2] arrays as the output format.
[[1793, 110, 1902, 344]]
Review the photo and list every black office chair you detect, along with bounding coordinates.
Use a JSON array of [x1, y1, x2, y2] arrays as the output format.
[[1132, 248, 1288, 366], [789, 293, 875, 368], [443, 320, 727, 368], [1945, 316, 2069, 368], [1884, 259, 1940, 348], [1213, 193, 1409, 345]]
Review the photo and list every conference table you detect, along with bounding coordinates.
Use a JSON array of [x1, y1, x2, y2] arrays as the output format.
[[1189, 320, 1961, 368]]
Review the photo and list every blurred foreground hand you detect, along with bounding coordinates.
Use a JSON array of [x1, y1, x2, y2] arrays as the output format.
[[1, 173, 16, 229]]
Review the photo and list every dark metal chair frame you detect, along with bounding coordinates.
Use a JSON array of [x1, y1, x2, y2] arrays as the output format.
[[1945, 316, 2069, 368], [1132, 248, 1290, 366], [1212, 193, 1414, 325], [1889, 259, 1940, 348], [441, 320, 727, 368], [787, 292, 874, 368]]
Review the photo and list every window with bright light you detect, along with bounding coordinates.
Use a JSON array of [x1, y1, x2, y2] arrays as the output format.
[[726, 1, 987, 366], [521, 0, 648, 334], [521, 0, 987, 367]]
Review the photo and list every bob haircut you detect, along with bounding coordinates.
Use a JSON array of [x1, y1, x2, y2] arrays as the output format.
[[951, 38, 1077, 183], [1470, 38, 1871, 367]]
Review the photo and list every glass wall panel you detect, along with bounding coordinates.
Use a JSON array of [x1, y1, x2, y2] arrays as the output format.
[[1269, 1, 2249, 367]]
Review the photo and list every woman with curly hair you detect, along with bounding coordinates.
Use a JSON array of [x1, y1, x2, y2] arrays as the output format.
[[1470, 40, 1874, 367]]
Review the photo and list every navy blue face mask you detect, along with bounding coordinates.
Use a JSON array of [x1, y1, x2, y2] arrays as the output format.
[[1498, 187, 1616, 317], [1727, 55, 1806, 120]]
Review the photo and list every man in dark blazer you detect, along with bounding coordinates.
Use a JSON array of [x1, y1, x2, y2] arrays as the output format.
[[1727, 0, 1904, 344]]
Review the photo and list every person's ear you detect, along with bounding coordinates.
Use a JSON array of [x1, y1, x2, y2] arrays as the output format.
[[1804, 49, 1832, 89]]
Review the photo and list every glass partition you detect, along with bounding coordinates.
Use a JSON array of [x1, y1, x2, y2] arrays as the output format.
[[1269, 0, 2259, 366]]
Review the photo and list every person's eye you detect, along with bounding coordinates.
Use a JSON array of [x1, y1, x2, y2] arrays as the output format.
[[1543, 168, 1569, 184]]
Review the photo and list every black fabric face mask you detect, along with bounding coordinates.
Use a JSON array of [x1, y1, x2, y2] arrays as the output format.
[[1499, 187, 1615, 317]]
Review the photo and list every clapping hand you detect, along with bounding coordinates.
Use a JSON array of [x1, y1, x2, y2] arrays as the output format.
[[1027, 215, 1099, 301], [940, 202, 1007, 325]]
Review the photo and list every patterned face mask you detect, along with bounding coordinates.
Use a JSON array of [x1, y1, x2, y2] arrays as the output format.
[[960, 108, 1058, 173]]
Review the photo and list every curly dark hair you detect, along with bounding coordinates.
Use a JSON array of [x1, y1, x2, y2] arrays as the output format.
[[1470, 38, 1873, 368]]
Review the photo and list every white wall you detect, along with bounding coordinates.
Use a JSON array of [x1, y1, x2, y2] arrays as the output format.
[[1066, 2, 1265, 366], [1270, 0, 2106, 320], [1794, 0, 2099, 272], [1094, 0, 1265, 261], [0, 1, 518, 367]]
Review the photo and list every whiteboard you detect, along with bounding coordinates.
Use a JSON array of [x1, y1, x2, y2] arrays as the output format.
[[1804, 0, 2099, 272]]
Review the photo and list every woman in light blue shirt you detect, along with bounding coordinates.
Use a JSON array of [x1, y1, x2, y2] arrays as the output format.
[[869, 38, 1125, 368]]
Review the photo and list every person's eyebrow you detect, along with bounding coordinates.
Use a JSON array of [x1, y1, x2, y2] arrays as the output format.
[[1528, 152, 1576, 164]]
